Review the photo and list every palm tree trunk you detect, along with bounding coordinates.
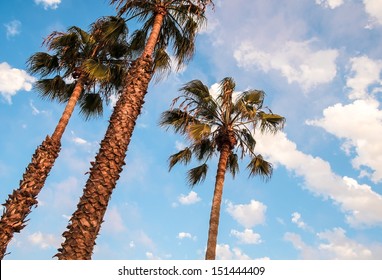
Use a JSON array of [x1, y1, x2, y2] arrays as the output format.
[[0, 80, 84, 260], [205, 143, 230, 260], [55, 11, 166, 260]]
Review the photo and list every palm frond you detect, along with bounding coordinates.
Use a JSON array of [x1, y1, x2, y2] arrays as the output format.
[[192, 138, 215, 161], [34, 76, 71, 103], [168, 148, 192, 171], [27, 52, 60, 76], [159, 109, 195, 134], [247, 154, 273, 181], [227, 152, 239, 178], [259, 112, 286, 133], [188, 123, 211, 141], [187, 163, 208, 186], [78, 93, 103, 120], [82, 59, 109, 81]]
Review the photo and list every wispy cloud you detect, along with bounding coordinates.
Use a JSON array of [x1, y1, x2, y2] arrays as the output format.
[[4, 20, 21, 38], [230, 229, 262, 244], [285, 227, 382, 259], [34, 0, 61, 10]]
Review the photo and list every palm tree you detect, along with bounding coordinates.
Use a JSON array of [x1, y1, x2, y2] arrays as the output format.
[[0, 17, 129, 260], [55, 0, 214, 260], [160, 77, 285, 259]]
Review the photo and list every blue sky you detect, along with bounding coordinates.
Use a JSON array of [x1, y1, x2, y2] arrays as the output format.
[[1, 0, 382, 260]]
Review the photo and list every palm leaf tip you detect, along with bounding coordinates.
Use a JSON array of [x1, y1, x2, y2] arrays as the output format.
[[187, 163, 208, 186], [247, 154, 273, 181], [168, 148, 192, 171]]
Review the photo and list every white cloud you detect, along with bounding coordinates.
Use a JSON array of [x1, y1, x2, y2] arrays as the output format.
[[346, 56, 382, 100], [363, 0, 382, 26], [4, 20, 21, 38], [28, 231, 61, 250], [308, 99, 382, 182], [291, 212, 310, 231], [307, 56, 382, 182], [145, 251, 160, 260], [177, 232, 196, 240], [215, 244, 251, 260], [285, 228, 382, 259], [29, 100, 49, 116], [34, 0, 61, 10], [230, 229, 262, 244], [234, 40, 338, 91], [178, 191, 201, 205], [175, 140, 186, 151], [316, 0, 344, 9], [226, 200, 267, 228], [72, 137, 88, 145], [0, 62, 36, 104], [256, 131, 382, 227]]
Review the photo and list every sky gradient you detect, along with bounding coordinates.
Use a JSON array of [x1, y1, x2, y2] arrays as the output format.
[[1, 0, 382, 260]]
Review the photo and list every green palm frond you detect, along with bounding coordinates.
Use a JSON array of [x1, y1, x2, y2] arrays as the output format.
[[27, 52, 60, 76], [168, 148, 192, 171], [258, 112, 286, 133], [34, 76, 71, 103], [192, 138, 215, 161], [78, 93, 103, 120], [92, 16, 128, 46], [153, 47, 171, 80], [187, 163, 208, 186], [227, 152, 239, 178], [82, 59, 109, 81], [159, 109, 196, 134], [247, 154, 273, 181], [235, 128, 256, 157], [188, 123, 211, 141]]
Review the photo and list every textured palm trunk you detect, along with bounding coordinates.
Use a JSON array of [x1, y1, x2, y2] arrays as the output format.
[[0, 79, 84, 260], [205, 143, 231, 260], [55, 12, 165, 260]]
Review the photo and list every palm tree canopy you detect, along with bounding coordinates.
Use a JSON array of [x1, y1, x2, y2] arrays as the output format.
[[160, 77, 285, 185], [110, 0, 213, 71], [27, 16, 130, 120]]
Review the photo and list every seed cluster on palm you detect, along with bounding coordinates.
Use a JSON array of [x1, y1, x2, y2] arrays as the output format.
[[160, 77, 285, 259]]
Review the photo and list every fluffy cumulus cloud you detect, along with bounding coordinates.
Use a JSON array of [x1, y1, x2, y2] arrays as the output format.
[[256, 131, 382, 227], [363, 0, 382, 25], [315, 0, 344, 9], [4, 20, 21, 38], [230, 229, 262, 244], [0, 62, 36, 103], [234, 39, 338, 91], [291, 212, 310, 231], [177, 232, 196, 241], [308, 56, 382, 182], [35, 0, 61, 10], [226, 200, 266, 228], [285, 228, 382, 259], [215, 244, 251, 260], [28, 231, 61, 250], [178, 191, 201, 205]]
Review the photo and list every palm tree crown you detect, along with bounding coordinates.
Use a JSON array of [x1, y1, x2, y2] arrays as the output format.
[[27, 16, 129, 121], [160, 77, 285, 260], [111, 0, 211, 67], [160, 77, 285, 184]]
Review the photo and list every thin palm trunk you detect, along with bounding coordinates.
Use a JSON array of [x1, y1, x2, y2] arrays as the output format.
[[0, 79, 84, 259], [205, 143, 230, 260], [55, 12, 165, 260]]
